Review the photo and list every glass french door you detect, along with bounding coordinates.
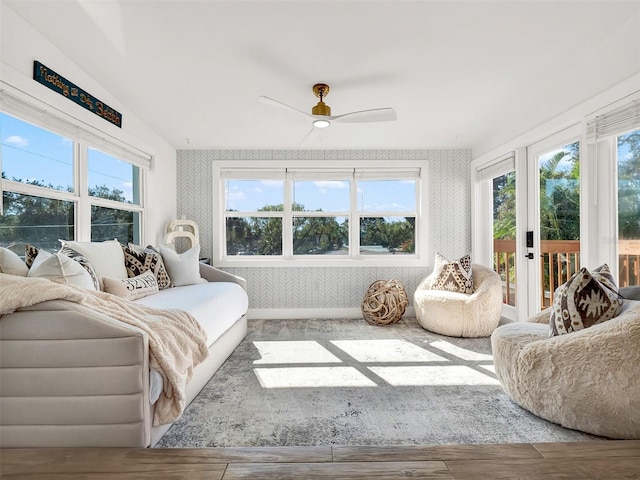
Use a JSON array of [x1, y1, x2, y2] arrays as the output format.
[[527, 131, 581, 315]]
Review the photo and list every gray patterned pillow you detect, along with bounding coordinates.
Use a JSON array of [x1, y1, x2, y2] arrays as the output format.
[[58, 245, 101, 291], [122, 244, 172, 289], [432, 254, 474, 294], [550, 264, 623, 337]]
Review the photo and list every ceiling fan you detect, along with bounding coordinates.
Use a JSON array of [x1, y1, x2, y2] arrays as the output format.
[[259, 83, 397, 132]]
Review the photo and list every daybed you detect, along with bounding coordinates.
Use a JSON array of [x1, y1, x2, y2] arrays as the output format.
[[491, 297, 640, 439], [0, 241, 249, 447]]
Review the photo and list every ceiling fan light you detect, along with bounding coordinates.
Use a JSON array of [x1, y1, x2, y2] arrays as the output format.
[[313, 119, 331, 129]]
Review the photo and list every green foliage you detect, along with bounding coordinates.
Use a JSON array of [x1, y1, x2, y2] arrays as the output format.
[[225, 203, 415, 256], [618, 131, 640, 240], [0, 172, 135, 250], [539, 143, 580, 241], [492, 172, 516, 240]]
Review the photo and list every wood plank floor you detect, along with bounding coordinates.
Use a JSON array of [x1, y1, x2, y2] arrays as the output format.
[[1, 440, 640, 479]]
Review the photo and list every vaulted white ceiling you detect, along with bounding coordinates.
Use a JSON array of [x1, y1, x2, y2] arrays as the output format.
[[5, 1, 640, 155]]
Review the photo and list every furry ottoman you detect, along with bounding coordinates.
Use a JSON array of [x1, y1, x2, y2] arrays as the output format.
[[491, 301, 640, 439], [414, 263, 503, 337]]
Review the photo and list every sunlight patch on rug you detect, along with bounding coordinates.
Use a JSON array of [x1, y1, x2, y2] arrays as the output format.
[[253, 340, 342, 364], [428, 340, 494, 361], [331, 339, 448, 362], [369, 365, 501, 386], [254, 366, 376, 388]]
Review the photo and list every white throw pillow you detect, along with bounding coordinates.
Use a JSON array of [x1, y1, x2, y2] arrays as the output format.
[[28, 250, 96, 290], [159, 245, 202, 286], [0, 247, 29, 276], [59, 240, 128, 288], [103, 270, 159, 300]]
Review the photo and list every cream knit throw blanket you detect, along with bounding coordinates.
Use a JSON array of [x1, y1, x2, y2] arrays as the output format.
[[0, 273, 209, 426]]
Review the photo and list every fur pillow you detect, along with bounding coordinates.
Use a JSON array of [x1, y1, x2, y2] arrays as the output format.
[[550, 264, 623, 337], [432, 254, 474, 294], [103, 270, 159, 300], [121, 244, 172, 289]]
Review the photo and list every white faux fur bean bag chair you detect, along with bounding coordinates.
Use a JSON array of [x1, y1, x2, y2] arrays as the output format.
[[414, 263, 503, 337], [491, 301, 640, 439]]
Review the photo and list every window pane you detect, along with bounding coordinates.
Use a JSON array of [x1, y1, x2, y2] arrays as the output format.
[[0, 191, 74, 253], [293, 216, 348, 255], [88, 148, 140, 205], [358, 180, 416, 212], [226, 217, 282, 255], [91, 206, 139, 244], [0, 112, 73, 192], [618, 129, 640, 287], [492, 172, 516, 307], [225, 180, 284, 212], [360, 217, 415, 255], [293, 180, 350, 212], [538, 141, 580, 308]]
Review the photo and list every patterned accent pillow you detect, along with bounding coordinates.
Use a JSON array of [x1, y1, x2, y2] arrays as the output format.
[[25, 244, 40, 269], [432, 254, 474, 294], [103, 270, 159, 300], [121, 244, 172, 289], [58, 245, 101, 291], [550, 264, 623, 337]]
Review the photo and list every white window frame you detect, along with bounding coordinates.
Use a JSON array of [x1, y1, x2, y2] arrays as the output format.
[[1, 90, 148, 245], [214, 160, 426, 267]]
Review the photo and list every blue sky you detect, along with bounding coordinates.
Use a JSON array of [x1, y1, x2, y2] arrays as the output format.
[[1, 112, 135, 202], [226, 179, 417, 213]]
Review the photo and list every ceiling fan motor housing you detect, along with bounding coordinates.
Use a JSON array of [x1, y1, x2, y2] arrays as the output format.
[[312, 83, 331, 116]]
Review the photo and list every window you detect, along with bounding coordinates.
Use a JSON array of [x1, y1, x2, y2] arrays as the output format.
[[219, 166, 421, 262], [585, 96, 640, 287], [1, 105, 147, 254]]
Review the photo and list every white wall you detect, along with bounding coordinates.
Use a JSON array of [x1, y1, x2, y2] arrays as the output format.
[[0, 3, 177, 245], [177, 149, 472, 318]]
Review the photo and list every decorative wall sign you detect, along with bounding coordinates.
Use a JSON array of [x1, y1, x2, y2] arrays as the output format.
[[33, 60, 122, 128]]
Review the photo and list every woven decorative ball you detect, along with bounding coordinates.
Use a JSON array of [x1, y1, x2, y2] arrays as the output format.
[[361, 279, 409, 326]]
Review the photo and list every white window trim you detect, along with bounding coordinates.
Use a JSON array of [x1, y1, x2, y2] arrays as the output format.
[[214, 160, 426, 267]]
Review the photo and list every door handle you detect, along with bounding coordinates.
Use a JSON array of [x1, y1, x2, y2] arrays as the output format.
[[524, 252, 534, 259]]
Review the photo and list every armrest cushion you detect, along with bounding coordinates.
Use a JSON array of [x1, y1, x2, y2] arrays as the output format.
[[0, 299, 152, 447], [199, 263, 247, 291]]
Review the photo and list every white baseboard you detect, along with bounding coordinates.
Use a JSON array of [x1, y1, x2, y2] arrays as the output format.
[[248, 307, 416, 320]]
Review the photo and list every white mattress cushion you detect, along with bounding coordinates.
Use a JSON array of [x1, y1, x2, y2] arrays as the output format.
[[133, 282, 248, 347]]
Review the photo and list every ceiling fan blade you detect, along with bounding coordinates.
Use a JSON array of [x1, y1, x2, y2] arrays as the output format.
[[299, 125, 321, 146], [332, 108, 397, 124], [259, 96, 313, 120]]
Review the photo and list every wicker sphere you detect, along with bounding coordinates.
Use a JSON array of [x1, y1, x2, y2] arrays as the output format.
[[361, 279, 409, 326]]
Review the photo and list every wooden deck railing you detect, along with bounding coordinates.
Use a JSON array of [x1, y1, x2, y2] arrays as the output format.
[[493, 239, 640, 308]]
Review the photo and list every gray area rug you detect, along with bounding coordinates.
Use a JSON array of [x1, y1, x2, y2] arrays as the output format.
[[157, 317, 598, 447]]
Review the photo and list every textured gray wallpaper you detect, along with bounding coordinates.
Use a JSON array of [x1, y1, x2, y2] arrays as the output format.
[[176, 150, 471, 314]]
